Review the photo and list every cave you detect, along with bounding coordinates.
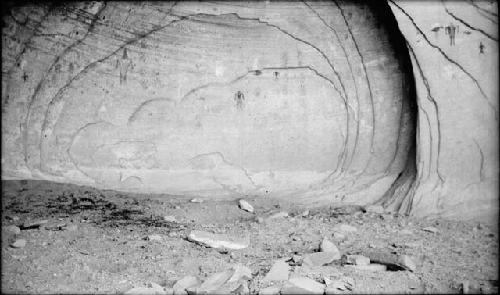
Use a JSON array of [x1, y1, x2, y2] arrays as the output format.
[[1, 1, 498, 294]]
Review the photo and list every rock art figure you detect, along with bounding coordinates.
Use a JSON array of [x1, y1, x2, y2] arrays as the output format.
[[117, 48, 132, 84], [234, 91, 245, 110], [445, 23, 459, 46]]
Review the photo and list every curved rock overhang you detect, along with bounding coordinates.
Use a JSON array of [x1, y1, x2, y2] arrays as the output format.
[[1, 1, 498, 221]]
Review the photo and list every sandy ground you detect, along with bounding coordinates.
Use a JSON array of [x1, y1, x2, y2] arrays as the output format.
[[1, 179, 498, 294]]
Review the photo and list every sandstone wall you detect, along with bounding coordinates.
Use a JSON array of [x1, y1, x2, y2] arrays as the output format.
[[388, 0, 498, 220], [1, 1, 498, 221]]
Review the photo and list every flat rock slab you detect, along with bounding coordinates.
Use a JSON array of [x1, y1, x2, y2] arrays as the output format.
[[263, 260, 290, 282], [362, 250, 417, 271], [344, 263, 387, 272], [258, 285, 281, 295], [187, 230, 249, 250], [189, 264, 252, 294], [303, 251, 341, 267], [281, 277, 325, 294]]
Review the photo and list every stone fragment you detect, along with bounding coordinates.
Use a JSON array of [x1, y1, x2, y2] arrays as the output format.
[[3, 225, 21, 235], [324, 279, 354, 293], [164, 216, 177, 222], [319, 237, 339, 254], [303, 251, 340, 267], [10, 239, 26, 248], [281, 277, 325, 294], [187, 230, 249, 250], [364, 205, 385, 214], [332, 232, 346, 241], [344, 263, 387, 271], [191, 264, 251, 294], [422, 226, 438, 233], [263, 260, 290, 282], [21, 219, 48, 230], [346, 255, 370, 266], [399, 255, 417, 272], [301, 210, 310, 217], [147, 234, 163, 242], [258, 285, 281, 295], [332, 224, 357, 235], [231, 282, 250, 295], [5, 215, 20, 221], [190, 198, 203, 203], [256, 217, 264, 223], [44, 223, 67, 231], [238, 199, 254, 213], [173, 276, 200, 294]]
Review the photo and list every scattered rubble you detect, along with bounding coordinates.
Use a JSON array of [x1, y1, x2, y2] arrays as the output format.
[[187, 230, 249, 250], [238, 199, 254, 213]]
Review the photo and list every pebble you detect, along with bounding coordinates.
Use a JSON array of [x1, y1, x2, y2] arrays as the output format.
[[281, 277, 325, 294], [319, 238, 339, 254], [238, 199, 254, 213], [364, 205, 385, 214], [163, 216, 177, 223], [301, 210, 310, 217], [190, 198, 203, 203], [422, 226, 438, 233], [263, 260, 290, 282], [256, 217, 264, 224], [21, 219, 49, 230], [147, 234, 163, 242], [258, 285, 281, 295], [173, 275, 200, 294], [10, 239, 27, 248], [346, 255, 370, 266], [344, 263, 387, 272], [303, 251, 340, 267], [368, 241, 384, 249], [187, 230, 249, 250], [3, 225, 21, 235]]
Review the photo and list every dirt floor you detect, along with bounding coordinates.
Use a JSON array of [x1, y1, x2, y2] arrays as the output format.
[[1, 179, 498, 294]]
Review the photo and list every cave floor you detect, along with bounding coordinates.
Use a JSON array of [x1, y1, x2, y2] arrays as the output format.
[[1, 180, 498, 294]]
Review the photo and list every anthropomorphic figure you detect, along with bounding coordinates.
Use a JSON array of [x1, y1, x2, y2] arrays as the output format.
[[117, 48, 132, 84], [445, 23, 458, 46], [479, 42, 485, 54], [234, 91, 245, 110]]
